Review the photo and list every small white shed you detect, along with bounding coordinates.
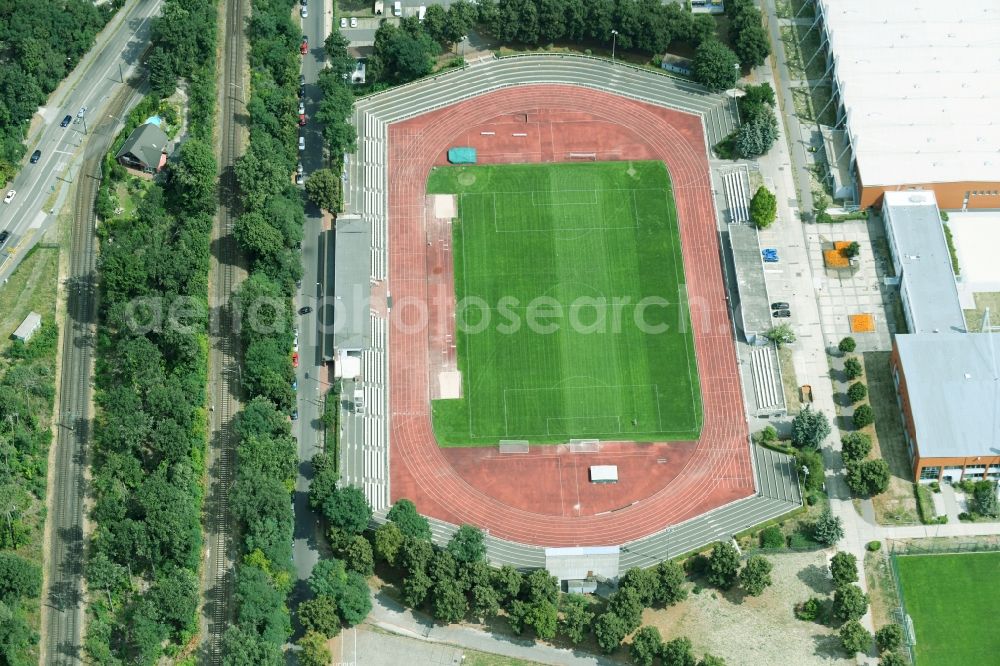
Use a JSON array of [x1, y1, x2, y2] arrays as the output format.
[[12, 312, 41, 342], [589, 465, 619, 484]]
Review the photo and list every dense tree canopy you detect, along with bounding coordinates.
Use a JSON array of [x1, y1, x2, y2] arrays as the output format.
[[692, 40, 740, 92]]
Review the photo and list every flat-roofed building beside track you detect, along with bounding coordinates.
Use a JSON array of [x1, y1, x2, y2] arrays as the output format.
[[815, 0, 1000, 210], [891, 333, 1000, 483]]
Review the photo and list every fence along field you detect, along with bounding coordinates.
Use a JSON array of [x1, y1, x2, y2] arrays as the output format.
[[428, 161, 703, 446]]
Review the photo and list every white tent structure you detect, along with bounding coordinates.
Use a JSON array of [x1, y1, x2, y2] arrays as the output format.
[[815, 0, 1000, 209]]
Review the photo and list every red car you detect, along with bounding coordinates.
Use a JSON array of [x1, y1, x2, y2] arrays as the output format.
[[298, 113, 306, 126], [292, 352, 299, 368], [300, 36, 308, 55]]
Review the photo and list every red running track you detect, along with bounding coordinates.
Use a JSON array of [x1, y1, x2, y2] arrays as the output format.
[[386, 85, 753, 547]]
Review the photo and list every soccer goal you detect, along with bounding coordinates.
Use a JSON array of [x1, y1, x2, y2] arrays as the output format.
[[498, 440, 530, 454]]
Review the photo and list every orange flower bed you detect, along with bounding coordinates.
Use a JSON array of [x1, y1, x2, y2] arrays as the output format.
[[824, 249, 850, 268], [833, 241, 852, 251], [849, 313, 876, 333]]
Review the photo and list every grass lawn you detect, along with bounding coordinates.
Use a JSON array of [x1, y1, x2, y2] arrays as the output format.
[[428, 161, 702, 446], [0, 246, 60, 360], [895, 552, 1000, 665]]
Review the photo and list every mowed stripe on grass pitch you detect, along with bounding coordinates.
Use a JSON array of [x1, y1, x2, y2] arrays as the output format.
[[895, 552, 1000, 665], [428, 161, 702, 446]]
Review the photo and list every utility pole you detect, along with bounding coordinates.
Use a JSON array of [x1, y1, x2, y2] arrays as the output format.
[[611, 30, 619, 65]]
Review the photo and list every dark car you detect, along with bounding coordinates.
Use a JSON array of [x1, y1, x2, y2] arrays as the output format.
[[30, 150, 41, 164], [771, 301, 790, 310], [0, 230, 9, 246], [772, 309, 791, 318], [299, 85, 305, 98], [60, 114, 72, 128], [300, 74, 306, 86], [298, 306, 313, 315]]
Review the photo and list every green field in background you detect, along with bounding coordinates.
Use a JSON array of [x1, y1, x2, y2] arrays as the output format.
[[427, 161, 702, 447], [895, 552, 1000, 665]]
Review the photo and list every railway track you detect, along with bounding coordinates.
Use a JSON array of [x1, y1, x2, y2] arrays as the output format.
[[203, 0, 247, 662], [42, 79, 142, 665]]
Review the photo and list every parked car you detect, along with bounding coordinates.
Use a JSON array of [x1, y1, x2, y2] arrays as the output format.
[[291, 409, 299, 421], [296, 162, 304, 175], [772, 309, 791, 318], [60, 114, 72, 128], [770, 301, 789, 310], [298, 113, 306, 126], [350, 16, 358, 27], [295, 173, 304, 186], [292, 352, 299, 368], [293, 330, 299, 351], [300, 36, 308, 54], [3, 190, 15, 204], [300, 5, 307, 17], [340, 17, 347, 28], [0, 230, 9, 245], [762, 248, 779, 263], [29, 150, 41, 163], [77, 106, 87, 117], [298, 101, 305, 115], [300, 74, 305, 86], [298, 136, 305, 151], [298, 306, 312, 315], [292, 380, 298, 391]]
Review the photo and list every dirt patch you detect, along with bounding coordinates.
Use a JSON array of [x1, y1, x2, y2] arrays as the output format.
[[644, 551, 852, 665]]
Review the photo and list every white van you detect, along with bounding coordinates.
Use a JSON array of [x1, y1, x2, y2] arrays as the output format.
[[393, 1, 401, 16], [418, 5, 426, 20]]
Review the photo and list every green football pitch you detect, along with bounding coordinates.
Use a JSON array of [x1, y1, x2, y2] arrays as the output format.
[[894, 552, 1000, 665], [427, 161, 703, 447]]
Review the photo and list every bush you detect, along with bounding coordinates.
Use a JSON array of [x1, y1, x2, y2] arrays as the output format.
[[867, 540, 881, 552], [841, 432, 872, 464], [829, 552, 858, 588], [875, 624, 904, 654], [792, 406, 831, 449], [796, 449, 826, 493], [852, 404, 875, 429], [971, 480, 1000, 518], [840, 619, 872, 654], [846, 459, 891, 497], [813, 510, 844, 546], [759, 525, 785, 549], [838, 337, 856, 353], [847, 382, 868, 404], [750, 186, 777, 229], [795, 597, 823, 622], [833, 584, 869, 623], [844, 357, 863, 380]]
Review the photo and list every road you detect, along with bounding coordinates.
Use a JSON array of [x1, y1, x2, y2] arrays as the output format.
[[291, 0, 331, 603], [0, 0, 164, 284], [201, 0, 248, 662]]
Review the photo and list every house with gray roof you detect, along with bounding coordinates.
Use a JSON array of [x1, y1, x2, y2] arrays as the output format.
[[891, 332, 1000, 483], [115, 123, 170, 173]]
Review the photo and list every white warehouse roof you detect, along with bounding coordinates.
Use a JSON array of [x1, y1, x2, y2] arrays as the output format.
[[818, 0, 1000, 188]]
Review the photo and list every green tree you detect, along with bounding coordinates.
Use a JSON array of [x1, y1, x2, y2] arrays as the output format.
[[689, 13, 718, 46], [697, 655, 727, 666], [147, 46, 177, 97], [841, 432, 872, 463], [470, 583, 501, 621], [402, 568, 433, 607], [732, 21, 769, 69], [739, 555, 773, 596], [0, 553, 41, 604], [833, 584, 869, 623], [852, 404, 875, 429], [322, 486, 373, 535], [846, 459, 890, 497], [526, 599, 559, 640], [875, 624, 904, 654], [491, 564, 523, 603], [298, 630, 332, 666], [662, 636, 697, 666], [750, 186, 777, 229], [971, 480, 1000, 518], [558, 594, 594, 644], [373, 522, 404, 565], [844, 357, 863, 380], [879, 653, 906, 666], [847, 382, 868, 404], [234, 211, 285, 260], [692, 40, 740, 92], [618, 566, 657, 606], [521, 569, 559, 605], [608, 585, 644, 632], [653, 559, 688, 606], [792, 406, 831, 449], [400, 536, 434, 575], [304, 168, 341, 213], [838, 337, 857, 353], [167, 138, 217, 214], [736, 105, 779, 157], [422, 4, 448, 43], [839, 619, 872, 654], [843, 241, 861, 259], [0, 600, 34, 664], [759, 525, 785, 549], [308, 452, 340, 515], [298, 595, 342, 638], [337, 572, 373, 626], [387, 499, 432, 540], [432, 577, 469, 623], [765, 323, 796, 347], [707, 541, 741, 589], [594, 611, 628, 653], [447, 524, 486, 565], [813, 510, 844, 546], [343, 535, 375, 576], [829, 552, 858, 587], [220, 625, 284, 665], [630, 625, 663, 666]]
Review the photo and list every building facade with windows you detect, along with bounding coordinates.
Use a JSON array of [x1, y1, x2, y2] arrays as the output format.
[[891, 333, 1000, 483]]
